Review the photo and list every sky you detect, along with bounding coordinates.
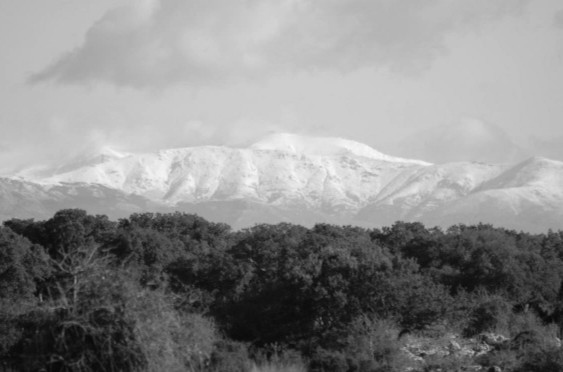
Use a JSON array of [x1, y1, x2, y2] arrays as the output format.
[[1, 0, 563, 173]]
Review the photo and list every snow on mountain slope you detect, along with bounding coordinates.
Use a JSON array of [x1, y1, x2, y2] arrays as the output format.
[[252, 133, 430, 165], [14, 146, 132, 180], [437, 157, 563, 227], [476, 157, 563, 193], [373, 161, 506, 207], [357, 156, 563, 231], [26, 135, 427, 210], [4, 133, 563, 232], [355, 161, 508, 224]]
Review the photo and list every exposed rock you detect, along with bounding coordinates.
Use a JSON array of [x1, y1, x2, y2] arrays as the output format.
[[478, 333, 510, 348], [448, 340, 462, 352], [472, 342, 491, 357], [399, 332, 518, 371]]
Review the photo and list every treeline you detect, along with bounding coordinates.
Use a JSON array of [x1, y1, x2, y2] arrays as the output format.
[[1, 209, 563, 371]]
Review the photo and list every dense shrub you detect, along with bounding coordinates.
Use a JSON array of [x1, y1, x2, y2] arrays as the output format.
[[250, 346, 307, 372], [308, 348, 349, 372], [10, 304, 146, 372], [129, 288, 218, 372], [463, 295, 512, 337], [514, 348, 563, 372], [306, 316, 406, 372], [208, 340, 253, 372], [2, 210, 563, 371], [0, 227, 49, 300]]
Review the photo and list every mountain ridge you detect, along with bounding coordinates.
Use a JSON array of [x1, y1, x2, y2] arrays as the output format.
[[3, 133, 563, 232]]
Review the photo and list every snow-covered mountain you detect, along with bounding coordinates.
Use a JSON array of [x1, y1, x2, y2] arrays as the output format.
[[3, 133, 563, 232]]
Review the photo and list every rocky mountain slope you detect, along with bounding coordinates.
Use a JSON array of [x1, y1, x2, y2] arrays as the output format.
[[3, 133, 563, 232]]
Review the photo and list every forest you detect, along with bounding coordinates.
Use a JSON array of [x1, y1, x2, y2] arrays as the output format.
[[1, 209, 563, 371]]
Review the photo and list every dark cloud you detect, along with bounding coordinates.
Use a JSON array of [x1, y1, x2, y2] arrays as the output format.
[[30, 0, 528, 88]]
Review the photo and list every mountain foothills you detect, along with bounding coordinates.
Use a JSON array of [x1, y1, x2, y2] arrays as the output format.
[[2, 133, 563, 232]]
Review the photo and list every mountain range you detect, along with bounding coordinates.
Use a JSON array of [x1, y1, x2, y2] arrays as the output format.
[[2, 133, 562, 232]]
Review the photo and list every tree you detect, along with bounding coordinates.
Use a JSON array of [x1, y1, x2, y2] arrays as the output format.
[[0, 227, 49, 301], [0, 227, 49, 358]]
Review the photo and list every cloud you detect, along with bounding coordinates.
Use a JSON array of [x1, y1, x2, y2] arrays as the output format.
[[528, 134, 563, 161], [30, 0, 527, 88], [395, 118, 529, 163], [127, 118, 291, 151], [555, 9, 563, 28], [0, 113, 128, 174]]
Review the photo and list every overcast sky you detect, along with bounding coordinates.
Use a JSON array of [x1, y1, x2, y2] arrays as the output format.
[[1, 0, 563, 172]]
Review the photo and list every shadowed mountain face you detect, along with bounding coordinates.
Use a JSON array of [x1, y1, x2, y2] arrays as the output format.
[[394, 119, 528, 164], [3, 133, 563, 232]]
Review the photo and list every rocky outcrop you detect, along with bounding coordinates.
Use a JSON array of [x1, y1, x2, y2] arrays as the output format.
[[399, 331, 561, 372]]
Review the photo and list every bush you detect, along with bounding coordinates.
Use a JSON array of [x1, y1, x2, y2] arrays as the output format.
[[0, 299, 36, 359], [129, 287, 218, 372], [309, 348, 348, 372], [7, 268, 148, 372], [251, 348, 307, 372], [514, 348, 563, 372], [208, 340, 253, 372], [5, 265, 218, 372], [476, 348, 520, 372], [10, 305, 146, 372], [308, 316, 407, 372], [477, 318, 562, 372], [480, 343, 563, 372], [463, 295, 512, 337], [507, 311, 560, 347]]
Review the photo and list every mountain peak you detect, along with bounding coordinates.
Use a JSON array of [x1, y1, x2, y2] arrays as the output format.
[[251, 133, 430, 165], [95, 146, 130, 160]]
